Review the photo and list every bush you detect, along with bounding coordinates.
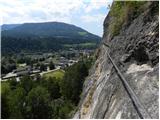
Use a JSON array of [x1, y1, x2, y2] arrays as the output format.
[[109, 1, 146, 37]]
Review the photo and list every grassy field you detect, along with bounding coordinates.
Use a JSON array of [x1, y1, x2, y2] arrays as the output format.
[[43, 69, 65, 79], [63, 42, 96, 48], [78, 31, 87, 36], [79, 42, 96, 47]]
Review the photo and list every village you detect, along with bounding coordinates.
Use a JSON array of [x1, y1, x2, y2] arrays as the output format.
[[1, 49, 94, 81]]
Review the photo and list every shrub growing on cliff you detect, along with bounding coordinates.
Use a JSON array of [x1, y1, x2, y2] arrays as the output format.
[[109, 1, 146, 37]]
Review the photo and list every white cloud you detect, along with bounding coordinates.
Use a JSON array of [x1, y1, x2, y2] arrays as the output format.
[[84, 0, 113, 13], [81, 14, 106, 23], [0, 0, 113, 35], [0, 0, 113, 24], [0, 0, 84, 24]]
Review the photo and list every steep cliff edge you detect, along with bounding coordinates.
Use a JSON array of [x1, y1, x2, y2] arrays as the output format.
[[74, 1, 159, 119]]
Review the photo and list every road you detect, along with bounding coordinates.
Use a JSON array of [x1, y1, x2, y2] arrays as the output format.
[[1, 66, 61, 81]]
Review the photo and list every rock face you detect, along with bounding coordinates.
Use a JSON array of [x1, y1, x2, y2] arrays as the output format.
[[74, 1, 159, 119]]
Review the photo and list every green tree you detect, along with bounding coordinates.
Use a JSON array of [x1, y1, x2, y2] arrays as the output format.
[[49, 61, 55, 70], [25, 57, 32, 65], [42, 77, 61, 99], [9, 78, 18, 90], [51, 98, 64, 118], [60, 61, 88, 104], [26, 86, 52, 118], [40, 63, 47, 72], [8, 87, 26, 118], [1, 82, 11, 119], [50, 98, 74, 119], [58, 100, 74, 118], [19, 76, 33, 93]]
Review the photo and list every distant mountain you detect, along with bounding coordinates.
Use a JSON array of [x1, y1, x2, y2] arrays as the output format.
[[2, 22, 101, 54], [1, 24, 21, 31], [2, 22, 100, 39]]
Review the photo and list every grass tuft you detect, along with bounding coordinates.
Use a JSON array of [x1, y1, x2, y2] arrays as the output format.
[[109, 1, 146, 37]]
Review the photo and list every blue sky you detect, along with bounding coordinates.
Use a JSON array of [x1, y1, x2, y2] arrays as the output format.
[[0, 0, 113, 36]]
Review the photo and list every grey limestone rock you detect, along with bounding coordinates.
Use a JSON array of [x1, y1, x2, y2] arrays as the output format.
[[74, 1, 159, 119]]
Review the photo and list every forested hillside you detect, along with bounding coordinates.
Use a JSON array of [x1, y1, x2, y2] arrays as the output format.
[[2, 22, 100, 55]]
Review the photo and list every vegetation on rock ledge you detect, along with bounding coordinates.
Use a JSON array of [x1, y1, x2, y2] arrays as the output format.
[[109, 1, 147, 37]]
